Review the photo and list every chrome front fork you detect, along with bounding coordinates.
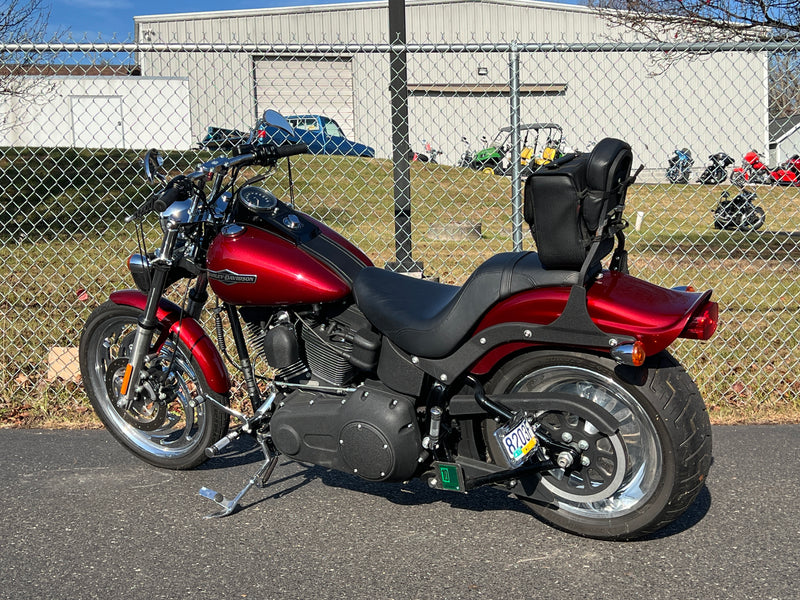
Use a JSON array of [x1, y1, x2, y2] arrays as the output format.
[[119, 220, 180, 408]]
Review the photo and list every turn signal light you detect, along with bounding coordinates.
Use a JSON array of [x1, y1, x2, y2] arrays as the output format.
[[681, 301, 719, 340], [611, 341, 646, 367]]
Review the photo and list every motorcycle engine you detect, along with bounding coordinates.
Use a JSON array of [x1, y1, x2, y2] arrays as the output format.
[[241, 304, 380, 387], [270, 384, 423, 481]]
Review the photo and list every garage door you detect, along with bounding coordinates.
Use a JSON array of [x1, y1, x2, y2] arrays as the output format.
[[254, 57, 355, 137]]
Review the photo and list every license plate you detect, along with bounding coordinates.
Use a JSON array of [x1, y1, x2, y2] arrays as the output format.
[[494, 415, 538, 468]]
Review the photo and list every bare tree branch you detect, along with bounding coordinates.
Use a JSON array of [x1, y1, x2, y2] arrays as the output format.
[[0, 1, 54, 134], [587, 1, 800, 117], [1, 0, 50, 43], [587, 0, 800, 42]]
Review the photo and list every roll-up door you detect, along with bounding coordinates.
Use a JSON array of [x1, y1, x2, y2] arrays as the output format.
[[254, 57, 355, 137]]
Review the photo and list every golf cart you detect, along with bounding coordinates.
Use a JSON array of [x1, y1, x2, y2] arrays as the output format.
[[468, 122, 564, 176]]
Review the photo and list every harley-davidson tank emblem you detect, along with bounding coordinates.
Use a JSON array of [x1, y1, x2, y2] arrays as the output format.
[[208, 269, 258, 285]]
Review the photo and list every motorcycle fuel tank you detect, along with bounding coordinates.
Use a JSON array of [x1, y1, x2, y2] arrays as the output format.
[[207, 223, 367, 306]]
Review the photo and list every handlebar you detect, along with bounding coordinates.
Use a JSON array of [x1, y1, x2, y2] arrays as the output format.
[[232, 142, 308, 163], [124, 176, 191, 223], [126, 142, 308, 222]]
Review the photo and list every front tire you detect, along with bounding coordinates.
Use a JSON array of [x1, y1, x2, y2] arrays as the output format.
[[481, 350, 712, 540], [740, 206, 765, 231], [79, 301, 229, 469]]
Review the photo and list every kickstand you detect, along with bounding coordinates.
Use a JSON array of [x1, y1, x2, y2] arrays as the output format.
[[198, 436, 279, 519]]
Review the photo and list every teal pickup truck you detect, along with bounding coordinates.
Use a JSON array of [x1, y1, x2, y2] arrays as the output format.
[[257, 114, 375, 158]]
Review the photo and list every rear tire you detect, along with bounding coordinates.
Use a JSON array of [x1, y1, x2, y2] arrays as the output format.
[[79, 301, 229, 469], [480, 350, 712, 540]]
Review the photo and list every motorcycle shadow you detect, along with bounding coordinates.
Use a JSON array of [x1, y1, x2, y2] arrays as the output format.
[[199, 437, 712, 538], [251, 465, 712, 539], [233, 459, 529, 516], [640, 485, 711, 541], [195, 437, 522, 513]]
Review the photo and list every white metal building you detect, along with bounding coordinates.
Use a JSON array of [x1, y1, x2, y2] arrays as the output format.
[[134, 0, 768, 168], [0, 76, 193, 150], [769, 116, 800, 165]]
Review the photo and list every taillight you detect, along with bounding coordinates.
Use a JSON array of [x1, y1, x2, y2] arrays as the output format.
[[680, 301, 718, 340]]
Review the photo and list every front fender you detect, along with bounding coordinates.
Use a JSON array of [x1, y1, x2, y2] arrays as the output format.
[[109, 290, 231, 395]]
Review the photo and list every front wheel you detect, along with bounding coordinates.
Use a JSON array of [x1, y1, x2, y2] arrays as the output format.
[[79, 301, 229, 469], [739, 206, 765, 231], [480, 350, 712, 540]]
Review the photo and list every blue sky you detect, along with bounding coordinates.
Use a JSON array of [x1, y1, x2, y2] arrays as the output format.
[[48, 0, 369, 40]]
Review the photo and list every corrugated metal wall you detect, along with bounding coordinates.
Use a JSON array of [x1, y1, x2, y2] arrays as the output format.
[[135, 1, 610, 46], [134, 0, 767, 166]]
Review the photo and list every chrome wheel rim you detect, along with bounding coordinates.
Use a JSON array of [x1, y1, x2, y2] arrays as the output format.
[[510, 365, 662, 519], [89, 314, 209, 459]]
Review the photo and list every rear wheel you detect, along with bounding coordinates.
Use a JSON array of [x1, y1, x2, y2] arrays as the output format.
[[480, 350, 712, 540], [79, 302, 229, 469]]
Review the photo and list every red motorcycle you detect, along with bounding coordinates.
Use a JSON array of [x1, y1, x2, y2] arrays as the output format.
[[730, 150, 772, 186], [79, 111, 717, 540], [770, 155, 800, 186]]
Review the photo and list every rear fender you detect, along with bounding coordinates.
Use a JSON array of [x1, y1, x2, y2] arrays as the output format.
[[470, 271, 716, 375], [109, 290, 231, 395]]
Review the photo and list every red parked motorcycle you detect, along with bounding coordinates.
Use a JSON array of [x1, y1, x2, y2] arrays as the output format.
[[730, 150, 772, 186], [79, 111, 716, 540], [730, 150, 800, 186], [770, 155, 800, 186]]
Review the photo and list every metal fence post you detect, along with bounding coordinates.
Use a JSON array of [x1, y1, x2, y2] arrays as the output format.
[[387, 0, 423, 274], [509, 41, 523, 252]]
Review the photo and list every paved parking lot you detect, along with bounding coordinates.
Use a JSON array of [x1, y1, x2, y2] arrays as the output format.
[[1, 426, 797, 600]]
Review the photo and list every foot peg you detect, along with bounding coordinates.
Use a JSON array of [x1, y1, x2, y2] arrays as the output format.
[[198, 442, 279, 518], [204, 429, 241, 458]]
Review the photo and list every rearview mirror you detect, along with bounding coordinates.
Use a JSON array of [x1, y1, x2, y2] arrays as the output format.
[[143, 149, 165, 183], [262, 110, 295, 135]]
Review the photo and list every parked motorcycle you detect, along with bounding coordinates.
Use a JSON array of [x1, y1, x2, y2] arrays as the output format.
[[770, 155, 800, 186], [697, 152, 734, 184], [730, 150, 772, 186], [79, 110, 717, 540], [713, 188, 766, 231], [457, 136, 474, 168], [665, 148, 693, 183], [410, 140, 443, 164]]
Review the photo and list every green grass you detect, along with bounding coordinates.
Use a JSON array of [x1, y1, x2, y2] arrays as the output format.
[[2, 148, 800, 426]]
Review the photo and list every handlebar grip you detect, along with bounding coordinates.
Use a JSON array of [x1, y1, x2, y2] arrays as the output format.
[[153, 185, 183, 212], [275, 143, 308, 158]]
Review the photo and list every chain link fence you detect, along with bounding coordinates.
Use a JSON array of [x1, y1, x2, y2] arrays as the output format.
[[1, 36, 799, 423]]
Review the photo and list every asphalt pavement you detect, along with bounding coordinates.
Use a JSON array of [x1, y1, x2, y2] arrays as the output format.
[[0, 425, 798, 600]]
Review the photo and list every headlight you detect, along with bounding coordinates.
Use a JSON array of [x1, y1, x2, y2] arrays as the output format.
[[127, 253, 152, 292], [160, 197, 193, 224]]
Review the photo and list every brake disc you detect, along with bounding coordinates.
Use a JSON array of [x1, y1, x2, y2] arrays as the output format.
[[105, 357, 168, 431]]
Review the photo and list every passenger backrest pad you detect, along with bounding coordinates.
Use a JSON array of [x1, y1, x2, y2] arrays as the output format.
[[524, 137, 633, 272]]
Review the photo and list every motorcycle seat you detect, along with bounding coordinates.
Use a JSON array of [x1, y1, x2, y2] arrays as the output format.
[[352, 251, 581, 359]]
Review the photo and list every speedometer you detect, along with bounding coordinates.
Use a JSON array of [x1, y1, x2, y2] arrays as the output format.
[[239, 186, 278, 213]]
